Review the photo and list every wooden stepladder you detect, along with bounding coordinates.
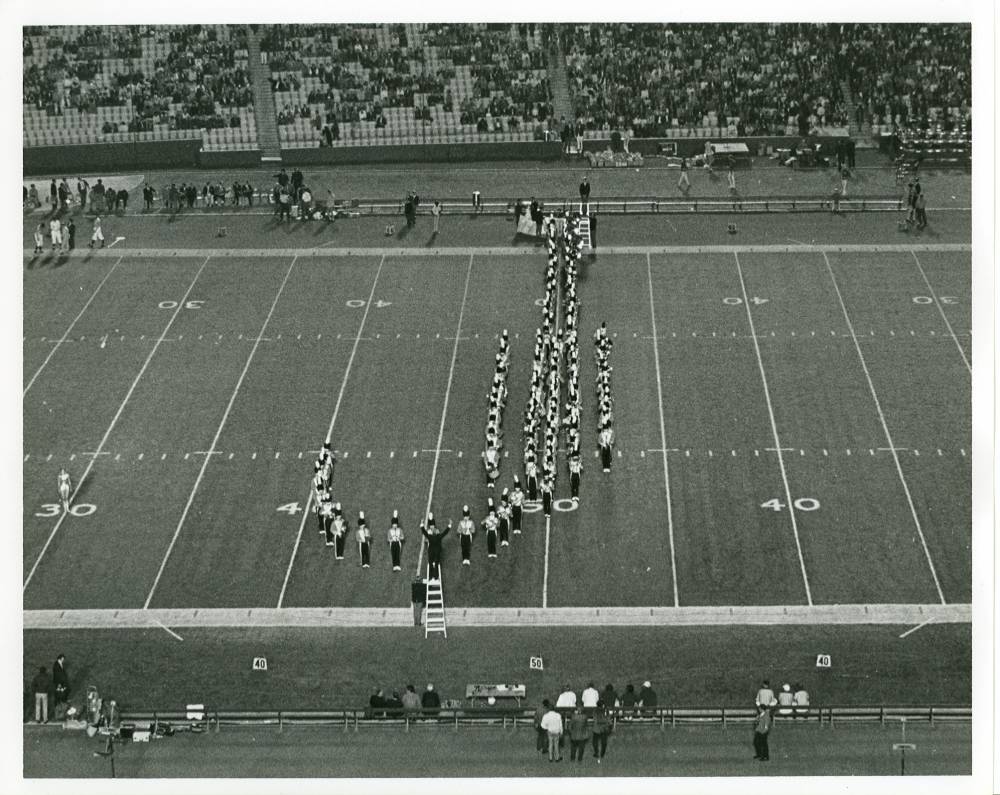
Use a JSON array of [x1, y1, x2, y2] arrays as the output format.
[[576, 211, 592, 250], [424, 566, 447, 639]]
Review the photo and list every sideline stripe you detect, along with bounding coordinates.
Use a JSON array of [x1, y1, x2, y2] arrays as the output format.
[[910, 250, 972, 373], [899, 618, 935, 639], [25, 243, 971, 259], [144, 256, 299, 609], [647, 253, 680, 607], [24, 256, 123, 397], [734, 252, 813, 605], [23, 256, 212, 592], [277, 255, 387, 608], [823, 253, 947, 605], [23, 603, 970, 630], [415, 254, 476, 576]]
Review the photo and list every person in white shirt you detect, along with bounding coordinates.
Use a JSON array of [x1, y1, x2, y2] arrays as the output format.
[[755, 679, 776, 707], [581, 682, 600, 711], [792, 683, 810, 718], [555, 684, 577, 709], [776, 683, 794, 716], [540, 706, 563, 761]]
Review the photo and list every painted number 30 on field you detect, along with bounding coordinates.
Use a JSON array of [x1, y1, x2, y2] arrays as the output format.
[[35, 503, 96, 517], [760, 497, 820, 512]]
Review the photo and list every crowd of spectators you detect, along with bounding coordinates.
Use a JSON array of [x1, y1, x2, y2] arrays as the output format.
[[558, 23, 969, 141], [836, 24, 971, 133], [23, 25, 252, 138]]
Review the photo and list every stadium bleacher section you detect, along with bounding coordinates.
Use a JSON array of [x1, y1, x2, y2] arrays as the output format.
[[22, 25, 257, 151], [22, 23, 972, 158]]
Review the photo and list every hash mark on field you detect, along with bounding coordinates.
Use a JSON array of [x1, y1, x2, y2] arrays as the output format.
[[138, 453, 144, 461], [114, 453, 121, 461], [184, 453, 189, 460], [161, 453, 167, 460], [413, 451, 418, 458], [69, 454, 75, 461], [252, 452, 257, 460], [846, 449, 852, 456], [46, 454, 52, 462], [366, 451, 371, 458], [960, 449, 966, 457], [937, 449, 943, 456], [298, 452, 302, 459], [823, 449, 828, 456], [228, 453, 234, 459], [275, 452, 280, 459], [913, 449, 920, 456], [389, 451, 395, 458]]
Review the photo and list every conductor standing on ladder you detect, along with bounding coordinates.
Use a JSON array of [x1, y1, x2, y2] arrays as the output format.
[[420, 514, 449, 578], [579, 176, 591, 215]]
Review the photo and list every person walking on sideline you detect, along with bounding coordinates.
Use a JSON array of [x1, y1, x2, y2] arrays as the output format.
[[32, 666, 51, 723], [591, 700, 612, 761], [753, 702, 773, 761], [431, 201, 442, 235], [53, 655, 70, 705], [677, 157, 690, 192], [568, 706, 591, 762], [33, 223, 44, 254], [533, 699, 550, 754], [410, 578, 426, 626], [914, 191, 928, 230], [541, 703, 564, 762], [89, 216, 105, 248]]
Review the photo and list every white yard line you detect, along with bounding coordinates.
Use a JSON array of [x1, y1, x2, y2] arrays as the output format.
[[23, 603, 971, 629], [144, 256, 298, 609], [646, 253, 680, 607], [24, 256, 123, 397], [898, 618, 935, 639], [733, 252, 813, 606], [23, 256, 212, 592], [414, 254, 475, 576], [910, 250, 972, 373], [542, 513, 552, 608], [276, 255, 387, 608], [153, 620, 184, 642], [822, 252, 947, 605]]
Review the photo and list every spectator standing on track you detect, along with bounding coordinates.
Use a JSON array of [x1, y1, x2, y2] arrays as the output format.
[[356, 512, 372, 568], [60, 221, 70, 253], [753, 702, 773, 761], [33, 223, 44, 254], [533, 699, 550, 754], [591, 701, 612, 761], [915, 191, 928, 230], [91, 180, 105, 213], [726, 157, 737, 193], [387, 511, 404, 572], [410, 577, 426, 626], [49, 217, 62, 252], [52, 655, 69, 705], [589, 213, 597, 252], [579, 176, 591, 214], [568, 706, 591, 762], [541, 703, 564, 762], [431, 201, 442, 235], [677, 157, 690, 192], [77, 178, 88, 213], [755, 679, 776, 708], [48, 180, 57, 212], [67, 220, 75, 250], [31, 666, 50, 723]]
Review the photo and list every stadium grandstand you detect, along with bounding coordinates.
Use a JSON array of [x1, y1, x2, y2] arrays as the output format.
[[20, 19, 977, 785]]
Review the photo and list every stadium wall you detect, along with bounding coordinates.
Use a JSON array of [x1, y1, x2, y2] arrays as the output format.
[[23, 140, 203, 175], [279, 140, 561, 166], [582, 135, 849, 160]]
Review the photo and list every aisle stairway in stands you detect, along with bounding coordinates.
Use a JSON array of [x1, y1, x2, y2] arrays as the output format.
[[246, 27, 282, 163], [547, 41, 573, 124], [841, 79, 872, 144]]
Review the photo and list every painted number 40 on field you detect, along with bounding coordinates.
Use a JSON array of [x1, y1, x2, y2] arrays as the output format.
[[760, 497, 820, 511]]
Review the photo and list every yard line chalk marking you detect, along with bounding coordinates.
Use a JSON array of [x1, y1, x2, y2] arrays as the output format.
[[823, 252, 946, 605], [898, 618, 934, 639], [153, 620, 184, 642], [734, 252, 812, 605], [144, 256, 299, 610], [24, 256, 123, 397], [415, 253, 476, 578], [910, 251, 971, 373], [24, 256, 212, 592], [647, 254, 679, 607], [277, 255, 387, 608]]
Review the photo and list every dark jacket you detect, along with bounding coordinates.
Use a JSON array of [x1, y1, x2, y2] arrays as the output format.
[[31, 670, 50, 694], [592, 709, 612, 735], [754, 708, 773, 734], [638, 685, 658, 709], [421, 689, 441, 710], [568, 712, 591, 741], [52, 661, 69, 692], [411, 580, 427, 603]]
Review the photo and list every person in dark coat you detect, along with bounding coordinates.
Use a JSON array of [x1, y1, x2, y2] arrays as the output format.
[[589, 213, 597, 251], [753, 703, 773, 761], [420, 516, 449, 578], [421, 683, 441, 716], [579, 176, 591, 214], [411, 578, 427, 626], [638, 681, 658, 716], [52, 655, 69, 704]]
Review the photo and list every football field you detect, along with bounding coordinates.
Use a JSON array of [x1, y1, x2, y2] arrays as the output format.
[[22, 242, 971, 618]]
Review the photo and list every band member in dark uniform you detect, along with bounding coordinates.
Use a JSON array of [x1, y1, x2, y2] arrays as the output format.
[[458, 505, 475, 566], [510, 477, 524, 534], [569, 452, 582, 502], [525, 457, 539, 501], [483, 502, 499, 559], [357, 511, 372, 568], [497, 489, 512, 547], [332, 503, 348, 560], [388, 510, 404, 571], [541, 476, 554, 517], [420, 514, 450, 578], [320, 499, 335, 546]]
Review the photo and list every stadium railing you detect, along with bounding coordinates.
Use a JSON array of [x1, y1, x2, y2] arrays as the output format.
[[110, 704, 969, 734]]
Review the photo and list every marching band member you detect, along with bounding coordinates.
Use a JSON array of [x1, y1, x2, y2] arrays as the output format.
[[332, 503, 348, 560], [497, 489, 512, 547], [387, 510, 404, 572], [569, 452, 582, 502], [356, 511, 372, 569], [509, 477, 524, 534], [457, 505, 476, 566], [57, 468, 72, 513], [482, 501, 499, 559], [320, 498, 335, 546]]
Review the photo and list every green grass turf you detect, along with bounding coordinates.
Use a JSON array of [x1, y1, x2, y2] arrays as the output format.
[[23, 722, 971, 778], [23, 250, 971, 610], [23, 623, 970, 712]]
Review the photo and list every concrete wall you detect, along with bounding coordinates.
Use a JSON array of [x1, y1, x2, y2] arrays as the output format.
[[280, 140, 561, 166], [23, 140, 203, 175]]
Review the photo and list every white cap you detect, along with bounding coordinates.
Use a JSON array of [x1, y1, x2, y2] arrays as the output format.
[[643, 681, 651, 688], [782, 683, 791, 691]]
